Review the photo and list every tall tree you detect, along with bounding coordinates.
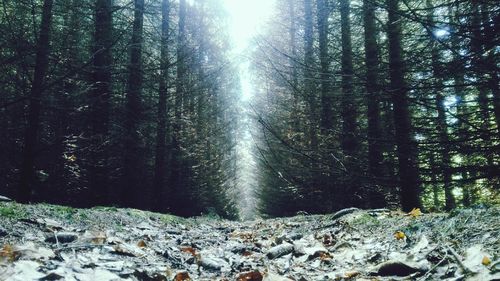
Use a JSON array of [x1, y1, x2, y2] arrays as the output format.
[[317, 0, 333, 133], [427, 0, 455, 210], [340, 0, 361, 205], [123, 0, 145, 207], [363, 0, 385, 206], [362, 0, 383, 179], [169, 0, 187, 214], [386, 0, 421, 211], [18, 0, 54, 202], [88, 0, 113, 205], [153, 0, 171, 211]]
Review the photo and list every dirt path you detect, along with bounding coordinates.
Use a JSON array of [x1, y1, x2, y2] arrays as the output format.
[[0, 202, 499, 280]]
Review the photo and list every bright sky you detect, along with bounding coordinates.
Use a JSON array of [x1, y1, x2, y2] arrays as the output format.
[[223, 0, 276, 54], [222, 0, 275, 219]]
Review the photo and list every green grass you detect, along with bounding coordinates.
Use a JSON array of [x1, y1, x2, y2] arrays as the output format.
[[350, 213, 380, 227], [0, 203, 27, 219]]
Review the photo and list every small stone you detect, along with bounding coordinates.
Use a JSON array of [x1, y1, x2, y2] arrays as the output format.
[[199, 256, 229, 271], [266, 243, 294, 259]]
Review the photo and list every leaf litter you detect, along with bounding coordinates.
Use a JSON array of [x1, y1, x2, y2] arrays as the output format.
[[0, 202, 499, 280]]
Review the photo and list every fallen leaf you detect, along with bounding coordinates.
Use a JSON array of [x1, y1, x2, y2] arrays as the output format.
[[174, 271, 191, 281], [0, 244, 19, 262], [482, 256, 491, 266], [407, 208, 422, 218], [242, 250, 253, 256], [137, 240, 147, 248], [180, 247, 196, 256], [394, 231, 406, 240], [344, 271, 360, 279], [237, 271, 263, 281]]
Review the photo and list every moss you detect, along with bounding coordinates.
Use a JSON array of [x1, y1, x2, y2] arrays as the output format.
[[0, 203, 27, 219], [349, 213, 380, 226]]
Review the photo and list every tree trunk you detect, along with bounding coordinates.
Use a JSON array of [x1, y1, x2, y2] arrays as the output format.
[[363, 0, 385, 206], [123, 0, 145, 207], [363, 0, 383, 178], [386, 0, 421, 211], [170, 0, 187, 214], [288, 1, 299, 131], [303, 0, 317, 153], [89, 0, 113, 205], [317, 0, 333, 133], [18, 0, 54, 203], [470, 0, 494, 165], [340, 0, 361, 206], [153, 0, 171, 212], [427, 0, 455, 210]]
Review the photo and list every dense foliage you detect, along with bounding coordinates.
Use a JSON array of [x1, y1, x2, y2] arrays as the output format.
[[0, 0, 239, 218], [252, 0, 499, 216]]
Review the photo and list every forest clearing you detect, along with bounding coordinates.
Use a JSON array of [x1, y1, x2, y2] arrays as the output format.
[[1, 200, 499, 280]]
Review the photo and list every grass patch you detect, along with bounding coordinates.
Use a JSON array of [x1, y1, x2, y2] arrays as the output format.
[[0, 203, 27, 219], [349, 213, 380, 227]]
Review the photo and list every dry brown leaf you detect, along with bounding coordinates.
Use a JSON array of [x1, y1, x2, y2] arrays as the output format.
[[319, 251, 333, 260], [174, 271, 191, 281], [180, 247, 196, 256], [237, 271, 263, 281], [241, 250, 253, 256], [137, 240, 147, 248], [344, 271, 360, 279], [0, 244, 19, 262]]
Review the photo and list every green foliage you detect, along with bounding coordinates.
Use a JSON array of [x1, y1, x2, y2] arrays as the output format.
[[0, 203, 27, 219]]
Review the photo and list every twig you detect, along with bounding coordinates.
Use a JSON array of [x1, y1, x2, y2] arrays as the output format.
[[446, 246, 473, 275], [418, 254, 448, 281]]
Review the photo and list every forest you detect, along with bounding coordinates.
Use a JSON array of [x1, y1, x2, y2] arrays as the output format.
[[0, 0, 499, 220]]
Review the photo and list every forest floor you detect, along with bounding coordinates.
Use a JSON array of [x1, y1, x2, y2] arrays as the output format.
[[0, 199, 499, 281]]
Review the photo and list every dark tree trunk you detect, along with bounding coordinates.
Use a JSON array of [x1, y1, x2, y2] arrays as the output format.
[[317, 0, 333, 133], [170, 0, 187, 214], [303, 0, 317, 153], [153, 0, 171, 212], [470, 0, 494, 165], [289, 1, 299, 131], [363, 0, 385, 206], [340, 0, 358, 157], [427, 0, 455, 210], [386, 0, 421, 211], [89, 0, 113, 205], [340, 0, 361, 206], [123, 0, 145, 207], [18, 0, 54, 203], [363, 0, 383, 179]]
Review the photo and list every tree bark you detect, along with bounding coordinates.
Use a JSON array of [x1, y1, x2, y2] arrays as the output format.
[[363, 0, 385, 206], [317, 0, 333, 133], [427, 0, 455, 210], [362, 0, 383, 178], [340, 0, 358, 157], [153, 0, 171, 212], [18, 0, 54, 203], [89, 0, 113, 205], [123, 0, 145, 207], [386, 0, 421, 211]]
